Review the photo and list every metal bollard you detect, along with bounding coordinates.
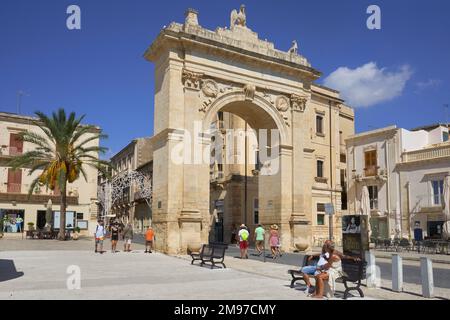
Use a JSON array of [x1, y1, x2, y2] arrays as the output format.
[[365, 251, 379, 288], [392, 254, 403, 292], [420, 257, 434, 298]]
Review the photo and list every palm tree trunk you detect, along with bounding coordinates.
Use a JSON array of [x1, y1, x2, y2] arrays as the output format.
[[58, 180, 67, 240]]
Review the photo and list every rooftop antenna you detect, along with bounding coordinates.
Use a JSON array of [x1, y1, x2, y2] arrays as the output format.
[[16, 90, 30, 114], [444, 104, 449, 127]]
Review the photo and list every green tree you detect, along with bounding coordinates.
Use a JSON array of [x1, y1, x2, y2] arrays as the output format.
[[9, 109, 109, 240]]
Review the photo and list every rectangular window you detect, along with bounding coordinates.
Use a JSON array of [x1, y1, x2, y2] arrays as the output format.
[[253, 198, 259, 224], [9, 133, 23, 156], [76, 212, 84, 220], [340, 153, 346, 163], [364, 150, 377, 176], [317, 203, 325, 226], [443, 131, 449, 142], [431, 180, 444, 206], [317, 214, 325, 226], [7, 168, 22, 193], [317, 160, 324, 178], [368, 185, 378, 209], [341, 169, 348, 210], [316, 115, 324, 134]]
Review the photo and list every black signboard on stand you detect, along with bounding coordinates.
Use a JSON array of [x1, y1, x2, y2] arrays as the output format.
[[342, 215, 369, 260]]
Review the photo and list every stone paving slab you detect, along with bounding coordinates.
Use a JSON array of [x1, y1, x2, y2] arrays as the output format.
[[0, 250, 324, 300], [176, 254, 450, 300]]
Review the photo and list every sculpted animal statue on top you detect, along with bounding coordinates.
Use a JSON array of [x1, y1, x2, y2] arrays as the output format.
[[230, 5, 246, 30]]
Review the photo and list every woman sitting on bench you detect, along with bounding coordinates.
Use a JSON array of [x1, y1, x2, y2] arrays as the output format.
[[311, 242, 343, 299]]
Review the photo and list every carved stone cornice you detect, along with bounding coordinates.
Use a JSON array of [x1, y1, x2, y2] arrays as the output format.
[[182, 69, 203, 90], [291, 94, 308, 112]]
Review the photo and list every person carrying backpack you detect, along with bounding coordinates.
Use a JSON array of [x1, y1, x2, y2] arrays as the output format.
[[238, 224, 250, 259]]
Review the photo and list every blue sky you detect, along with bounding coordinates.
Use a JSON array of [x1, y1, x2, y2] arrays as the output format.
[[1, 0, 449, 156]]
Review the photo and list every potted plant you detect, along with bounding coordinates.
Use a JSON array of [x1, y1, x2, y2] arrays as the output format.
[[27, 222, 35, 231], [72, 226, 81, 240]]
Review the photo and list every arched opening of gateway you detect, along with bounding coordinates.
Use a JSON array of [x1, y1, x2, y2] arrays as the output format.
[[206, 99, 282, 245]]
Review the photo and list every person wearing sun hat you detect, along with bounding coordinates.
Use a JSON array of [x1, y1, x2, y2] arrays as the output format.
[[238, 224, 250, 259], [269, 224, 281, 259]]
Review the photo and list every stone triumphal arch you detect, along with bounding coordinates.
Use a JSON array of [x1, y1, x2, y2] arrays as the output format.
[[144, 6, 354, 254]]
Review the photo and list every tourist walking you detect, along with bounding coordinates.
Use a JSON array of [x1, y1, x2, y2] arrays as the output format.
[[145, 226, 155, 253], [122, 222, 134, 252], [94, 220, 106, 254], [254, 224, 265, 256], [110, 223, 120, 253], [269, 224, 281, 259], [238, 224, 250, 259]]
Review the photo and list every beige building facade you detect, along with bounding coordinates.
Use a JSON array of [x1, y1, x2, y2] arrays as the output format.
[[346, 123, 450, 240], [144, 7, 354, 253], [107, 137, 153, 232], [0, 112, 100, 236]]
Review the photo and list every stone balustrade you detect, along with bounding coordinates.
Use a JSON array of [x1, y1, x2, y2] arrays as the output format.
[[402, 143, 450, 163]]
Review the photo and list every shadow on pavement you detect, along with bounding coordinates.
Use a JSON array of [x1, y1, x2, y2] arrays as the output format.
[[0, 259, 24, 282]]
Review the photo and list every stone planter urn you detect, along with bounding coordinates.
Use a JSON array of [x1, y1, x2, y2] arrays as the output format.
[[72, 232, 79, 240], [295, 243, 309, 252], [187, 243, 202, 255]]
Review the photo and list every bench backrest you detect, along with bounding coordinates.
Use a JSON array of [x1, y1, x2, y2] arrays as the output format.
[[201, 244, 214, 257], [342, 259, 366, 281], [211, 245, 227, 258]]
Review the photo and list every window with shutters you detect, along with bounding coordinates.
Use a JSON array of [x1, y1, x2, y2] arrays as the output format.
[[364, 150, 377, 176], [7, 168, 22, 193], [9, 133, 23, 156]]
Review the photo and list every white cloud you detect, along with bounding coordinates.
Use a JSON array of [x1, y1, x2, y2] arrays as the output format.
[[415, 79, 441, 91], [323, 62, 412, 108]]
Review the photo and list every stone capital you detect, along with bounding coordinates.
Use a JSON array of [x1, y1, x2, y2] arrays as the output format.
[[291, 94, 308, 112], [182, 69, 203, 90]]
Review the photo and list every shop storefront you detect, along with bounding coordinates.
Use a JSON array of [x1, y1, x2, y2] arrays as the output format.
[[1, 209, 25, 233]]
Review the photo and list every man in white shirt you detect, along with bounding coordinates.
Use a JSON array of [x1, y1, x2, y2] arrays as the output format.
[[94, 220, 106, 254]]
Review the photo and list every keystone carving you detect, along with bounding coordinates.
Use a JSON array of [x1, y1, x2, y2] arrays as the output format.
[[243, 83, 256, 100]]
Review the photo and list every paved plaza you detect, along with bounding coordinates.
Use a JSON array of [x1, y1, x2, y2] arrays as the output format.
[[0, 238, 449, 300]]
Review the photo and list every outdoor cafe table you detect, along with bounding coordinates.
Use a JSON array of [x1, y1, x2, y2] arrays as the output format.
[[430, 239, 449, 254]]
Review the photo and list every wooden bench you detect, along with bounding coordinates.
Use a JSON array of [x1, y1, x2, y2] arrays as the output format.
[[288, 254, 318, 288], [191, 243, 228, 269], [288, 255, 366, 299], [338, 258, 367, 299]]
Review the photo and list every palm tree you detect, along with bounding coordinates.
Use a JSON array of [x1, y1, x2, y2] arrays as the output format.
[[9, 109, 110, 240]]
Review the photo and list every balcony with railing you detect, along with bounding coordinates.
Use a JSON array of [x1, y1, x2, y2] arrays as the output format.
[[412, 193, 445, 214], [6, 183, 21, 193], [0, 146, 23, 158], [364, 166, 378, 177], [401, 143, 450, 163], [0, 183, 78, 205]]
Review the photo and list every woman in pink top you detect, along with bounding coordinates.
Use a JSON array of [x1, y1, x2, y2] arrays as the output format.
[[269, 224, 281, 259]]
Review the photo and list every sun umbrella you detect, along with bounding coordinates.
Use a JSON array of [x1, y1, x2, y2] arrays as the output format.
[[442, 175, 450, 240], [45, 199, 53, 229], [360, 186, 372, 238]]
